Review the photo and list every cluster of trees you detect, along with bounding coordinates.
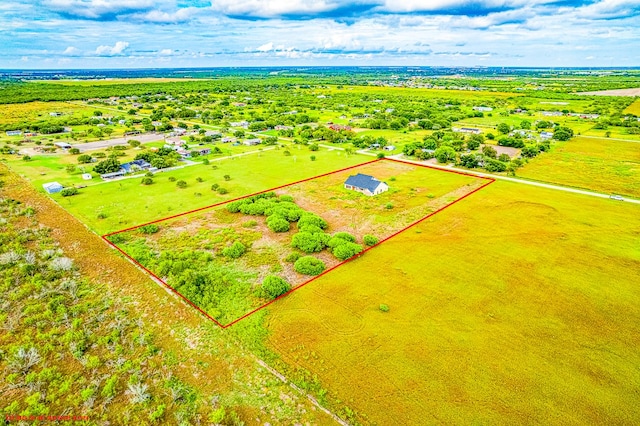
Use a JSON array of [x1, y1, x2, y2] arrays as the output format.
[[134, 147, 180, 169]]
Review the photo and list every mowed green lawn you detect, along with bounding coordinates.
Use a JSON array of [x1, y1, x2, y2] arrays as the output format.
[[265, 181, 640, 425], [517, 136, 640, 197], [50, 148, 371, 234]]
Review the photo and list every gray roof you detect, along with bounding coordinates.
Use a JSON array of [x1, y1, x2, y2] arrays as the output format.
[[344, 173, 386, 193]]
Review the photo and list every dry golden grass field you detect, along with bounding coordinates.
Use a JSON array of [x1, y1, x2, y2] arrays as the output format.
[[265, 180, 640, 425]]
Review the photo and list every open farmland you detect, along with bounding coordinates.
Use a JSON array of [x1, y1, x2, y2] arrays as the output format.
[[45, 147, 369, 234], [265, 180, 640, 425], [624, 99, 640, 115], [109, 160, 486, 325], [517, 136, 640, 197]]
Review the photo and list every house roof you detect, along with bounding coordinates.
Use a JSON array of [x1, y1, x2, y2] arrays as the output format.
[[344, 173, 386, 193], [42, 182, 63, 190]]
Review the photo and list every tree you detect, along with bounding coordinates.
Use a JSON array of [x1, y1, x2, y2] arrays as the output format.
[[482, 145, 498, 159], [260, 276, 291, 299], [93, 157, 121, 174], [434, 146, 456, 164], [553, 126, 574, 141], [521, 144, 540, 158], [60, 187, 78, 197], [294, 256, 326, 275], [141, 177, 153, 185], [459, 154, 479, 168], [520, 120, 531, 130], [139, 224, 159, 234], [223, 174, 231, 181], [66, 165, 76, 173], [176, 180, 187, 188], [466, 135, 483, 150], [128, 140, 141, 148], [309, 143, 319, 151], [498, 153, 511, 162], [69, 148, 80, 154], [497, 123, 510, 134]]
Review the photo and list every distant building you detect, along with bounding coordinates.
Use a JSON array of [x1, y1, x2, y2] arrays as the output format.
[[453, 127, 482, 134], [384, 145, 396, 151], [328, 124, 352, 131], [100, 171, 126, 180], [42, 182, 64, 194], [120, 159, 152, 173], [55, 142, 72, 150], [243, 138, 262, 146], [221, 137, 236, 143], [230, 121, 249, 128], [6, 130, 22, 136], [542, 111, 563, 117], [473, 106, 493, 112], [540, 132, 554, 139], [82, 173, 93, 180], [49, 112, 63, 117], [344, 174, 389, 196]]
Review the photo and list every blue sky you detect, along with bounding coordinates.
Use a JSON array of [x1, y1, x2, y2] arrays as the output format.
[[1, 0, 639, 68]]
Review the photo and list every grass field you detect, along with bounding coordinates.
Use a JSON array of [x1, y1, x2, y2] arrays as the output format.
[[517, 136, 640, 197], [45, 148, 370, 234], [265, 180, 640, 425], [0, 101, 94, 126], [623, 99, 640, 116]]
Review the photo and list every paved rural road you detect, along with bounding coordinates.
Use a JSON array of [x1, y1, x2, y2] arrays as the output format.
[[318, 144, 640, 205], [75, 133, 165, 152]]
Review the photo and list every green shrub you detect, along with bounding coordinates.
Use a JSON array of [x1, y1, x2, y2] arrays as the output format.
[[260, 276, 291, 299], [217, 187, 229, 195], [196, 177, 204, 182], [60, 187, 78, 197], [379, 304, 390, 312], [69, 148, 80, 154], [97, 212, 108, 219], [139, 224, 159, 234], [168, 176, 176, 182], [221, 241, 246, 259], [363, 234, 378, 246], [266, 215, 290, 233], [291, 231, 328, 253], [141, 177, 153, 185], [242, 220, 258, 228], [333, 242, 363, 261], [310, 155, 316, 161], [176, 180, 187, 188], [298, 213, 328, 230], [332, 232, 356, 243], [279, 195, 294, 202], [294, 256, 326, 275], [211, 183, 219, 191], [285, 252, 301, 263]]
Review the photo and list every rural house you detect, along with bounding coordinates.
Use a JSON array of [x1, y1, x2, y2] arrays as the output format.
[[42, 182, 64, 194], [344, 173, 389, 196]]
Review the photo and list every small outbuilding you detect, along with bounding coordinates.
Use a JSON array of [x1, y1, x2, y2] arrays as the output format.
[[344, 173, 389, 196], [54, 142, 72, 149], [43, 182, 64, 194], [82, 173, 93, 180]]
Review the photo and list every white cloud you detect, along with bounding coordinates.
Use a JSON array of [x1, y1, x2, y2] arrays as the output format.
[[256, 42, 274, 52], [210, 0, 343, 18], [95, 41, 129, 55], [42, 0, 156, 19], [62, 46, 79, 55], [128, 7, 200, 23], [159, 48, 174, 55]]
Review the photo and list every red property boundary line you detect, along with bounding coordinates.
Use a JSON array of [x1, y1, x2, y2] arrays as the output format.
[[101, 158, 495, 328]]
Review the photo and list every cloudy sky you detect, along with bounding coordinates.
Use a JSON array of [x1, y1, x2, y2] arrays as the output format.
[[1, 0, 639, 69]]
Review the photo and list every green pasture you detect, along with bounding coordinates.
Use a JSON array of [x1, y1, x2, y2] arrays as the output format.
[[517, 136, 640, 197], [45, 147, 370, 234]]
